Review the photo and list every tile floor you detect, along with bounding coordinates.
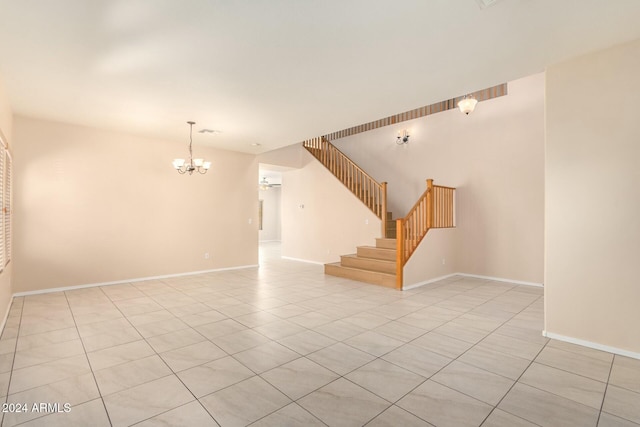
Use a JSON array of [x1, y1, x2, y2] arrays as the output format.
[[0, 242, 638, 426]]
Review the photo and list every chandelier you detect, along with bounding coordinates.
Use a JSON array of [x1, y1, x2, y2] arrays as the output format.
[[172, 121, 211, 175]]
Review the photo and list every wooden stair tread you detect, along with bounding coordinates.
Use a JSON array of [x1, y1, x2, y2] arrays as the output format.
[[341, 254, 394, 264], [325, 263, 396, 288]]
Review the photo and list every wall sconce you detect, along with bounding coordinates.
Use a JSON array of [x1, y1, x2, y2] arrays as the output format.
[[396, 130, 410, 145], [458, 94, 478, 115]]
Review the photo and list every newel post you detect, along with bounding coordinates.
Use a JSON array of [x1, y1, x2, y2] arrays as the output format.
[[381, 182, 388, 237], [426, 179, 434, 229], [396, 219, 404, 290]]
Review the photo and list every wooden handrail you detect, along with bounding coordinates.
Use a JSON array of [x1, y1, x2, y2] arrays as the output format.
[[303, 137, 388, 236], [395, 179, 455, 289]]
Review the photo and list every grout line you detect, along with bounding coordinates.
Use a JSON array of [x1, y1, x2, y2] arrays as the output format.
[[596, 354, 616, 426], [62, 291, 115, 427]]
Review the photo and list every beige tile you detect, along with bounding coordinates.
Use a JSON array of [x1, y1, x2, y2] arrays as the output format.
[[17, 398, 110, 427], [535, 345, 612, 382], [9, 354, 91, 394], [458, 345, 530, 380], [412, 331, 473, 358], [81, 326, 142, 352], [261, 357, 339, 400], [498, 383, 599, 427], [481, 409, 538, 426], [477, 333, 545, 360], [209, 329, 270, 354], [234, 311, 280, 328], [233, 341, 299, 373], [0, 338, 17, 355], [195, 319, 247, 339], [277, 330, 337, 355], [0, 352, 13, 374], [103, 375, 194, 427], [307, 342, 376, 376], [346, 359, 426, 402], [397, 380, 492, 427], [298, 378, 389, 427], [520, 362, 606, 409], [135, 317, 190, 338], [87, 339, 155, 371], [95, 355, 172, 395], [366, 405, 434, 427], [3, 373, 100, 426], [610, 356, 640, 394], [177, 356, 254, 397], [13, 339, 85, 370], [433, 321, 489, 344], [547, 339, 614, 363], [603, 386, 640, 424], [343, 312, 390, 329], [314, 320, 367, 341], [76, 318, 130, 338], [253, 319, 306, 340], [432, 360, 514, 405], [288, 311, 333, 328], [127, 310, 175, 327], [200, 376, 291, 427], [598, 412, 640, 427], [160, 341, 227, 372], [135, 401, 218, 426], [494, 323, 549, 345], [113, 297, 164, 316], [0, 371, 9, 398], [382, 343, 452, 378], [250, 402, 325, 427], [373, 320, 427, 343], [15, 328, 79, 352], [344, 331, 404, 357], [146, 328, 206, 353], [179, 310, 227, 327]]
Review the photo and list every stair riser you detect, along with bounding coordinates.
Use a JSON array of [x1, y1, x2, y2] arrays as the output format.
[[357, 247, 395, 261], [375, 239, 397, 250], [341, 256, 395, 274], [325, 264, 396, 288]]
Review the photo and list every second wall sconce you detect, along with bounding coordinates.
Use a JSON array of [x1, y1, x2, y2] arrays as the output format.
[[396, 130, 410, 145]]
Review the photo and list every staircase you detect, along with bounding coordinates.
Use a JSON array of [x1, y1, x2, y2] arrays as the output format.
[[325, 237, 397, 288], [302, 137, 455, 290]]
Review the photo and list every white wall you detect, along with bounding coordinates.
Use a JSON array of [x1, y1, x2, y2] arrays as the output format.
[[259, 186, 281, 241], [13, 116, 259, 293], [0, 77, 13, 320], [545, 39, 640, 355], [280, 147, 381, 264], [333, 73, 545, 284]]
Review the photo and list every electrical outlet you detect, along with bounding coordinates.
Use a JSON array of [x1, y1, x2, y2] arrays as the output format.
[[365, 219, 369, 225], [204, 252, 210, 259], [248, 218, 252, 224], [442, 258, 446, 265]]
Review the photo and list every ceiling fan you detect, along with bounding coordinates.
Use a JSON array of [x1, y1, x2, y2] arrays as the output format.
[[259, 177, 281, 190]]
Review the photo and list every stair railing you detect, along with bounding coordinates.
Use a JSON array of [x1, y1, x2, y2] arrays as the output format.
[[395, 179, 455, 288], [303, 137, 387, 236]]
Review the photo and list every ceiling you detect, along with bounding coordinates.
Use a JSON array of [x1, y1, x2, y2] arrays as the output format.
[[1, 1, 639, 154]]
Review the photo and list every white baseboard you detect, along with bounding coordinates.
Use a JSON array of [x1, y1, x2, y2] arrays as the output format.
[[12, 264, 259, 297], [543, 330, 640, 360], [0, 297, 13, 338], [402, 273, 459, 290], [280, 256, 325, 265], [259, 240, 281, 243], [457, 273, 543, 288]]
